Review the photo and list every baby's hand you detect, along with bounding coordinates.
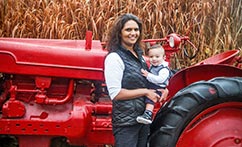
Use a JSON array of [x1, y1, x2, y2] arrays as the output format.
[[141, 69, 149, 77]]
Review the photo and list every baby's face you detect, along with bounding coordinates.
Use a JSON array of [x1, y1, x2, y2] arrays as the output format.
[[148, 48, 165, 66]]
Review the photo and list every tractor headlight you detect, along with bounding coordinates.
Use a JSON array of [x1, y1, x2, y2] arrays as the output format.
[[168, 33, 181, 48], [169, 36, 175, 48]]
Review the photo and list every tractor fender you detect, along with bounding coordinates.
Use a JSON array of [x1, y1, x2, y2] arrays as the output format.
[[148, 77, 242, 147], [167, 64, 242, 99]]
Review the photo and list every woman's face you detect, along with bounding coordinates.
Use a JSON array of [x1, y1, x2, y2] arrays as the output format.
[[120, 20, 140, 50]]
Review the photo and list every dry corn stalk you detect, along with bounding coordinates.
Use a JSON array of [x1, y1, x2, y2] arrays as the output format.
[[0, 0, 241, 68]]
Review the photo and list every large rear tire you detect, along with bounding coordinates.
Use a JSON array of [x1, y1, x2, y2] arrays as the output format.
[[148, 77, 242, 147]]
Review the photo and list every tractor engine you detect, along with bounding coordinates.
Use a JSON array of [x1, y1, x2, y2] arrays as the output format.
[[0, 32, 114, 147]]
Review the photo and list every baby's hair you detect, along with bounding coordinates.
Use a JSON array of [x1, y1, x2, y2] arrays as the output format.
[[147, 44, 165, 55]]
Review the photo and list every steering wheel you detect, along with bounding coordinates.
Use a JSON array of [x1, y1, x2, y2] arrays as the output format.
[[181, 18, 201, 59]]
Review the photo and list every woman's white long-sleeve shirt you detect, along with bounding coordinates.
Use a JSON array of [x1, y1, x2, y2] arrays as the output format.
[[104, 52, 124, 100]]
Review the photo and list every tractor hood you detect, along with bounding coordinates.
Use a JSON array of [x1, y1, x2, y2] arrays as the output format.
[[0, 38, 107, 80]]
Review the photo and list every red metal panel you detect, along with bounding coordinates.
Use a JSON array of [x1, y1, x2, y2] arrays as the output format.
[[196, 50, 239, 65], [0, 38, 107, 80], [0, 97, 114, 145]]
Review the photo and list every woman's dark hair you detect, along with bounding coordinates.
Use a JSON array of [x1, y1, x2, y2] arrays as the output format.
[[106, 13, 143, 52]]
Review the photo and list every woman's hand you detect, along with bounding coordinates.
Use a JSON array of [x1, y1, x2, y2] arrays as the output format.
[[157, 88, 169, 102], [145, 89, 160, 103]]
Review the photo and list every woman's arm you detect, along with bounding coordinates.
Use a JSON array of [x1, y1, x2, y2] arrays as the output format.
[[104, 53, 124, 100], [114, 88, 159, 102]]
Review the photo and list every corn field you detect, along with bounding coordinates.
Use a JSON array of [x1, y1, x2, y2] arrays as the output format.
[[0, 0, 241, 68]]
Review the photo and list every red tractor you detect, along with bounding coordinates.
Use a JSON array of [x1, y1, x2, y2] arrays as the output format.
[[0, 31, 241, 147]]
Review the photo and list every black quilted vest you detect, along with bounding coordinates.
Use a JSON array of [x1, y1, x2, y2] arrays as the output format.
[[112, 46, 148, 127]]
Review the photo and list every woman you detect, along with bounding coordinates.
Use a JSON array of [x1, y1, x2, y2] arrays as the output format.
[[104, 13, 165, 147]]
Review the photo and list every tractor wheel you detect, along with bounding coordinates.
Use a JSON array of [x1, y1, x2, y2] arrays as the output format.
[[148, 77, 242, 147], [0, 135, 18, 147]]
